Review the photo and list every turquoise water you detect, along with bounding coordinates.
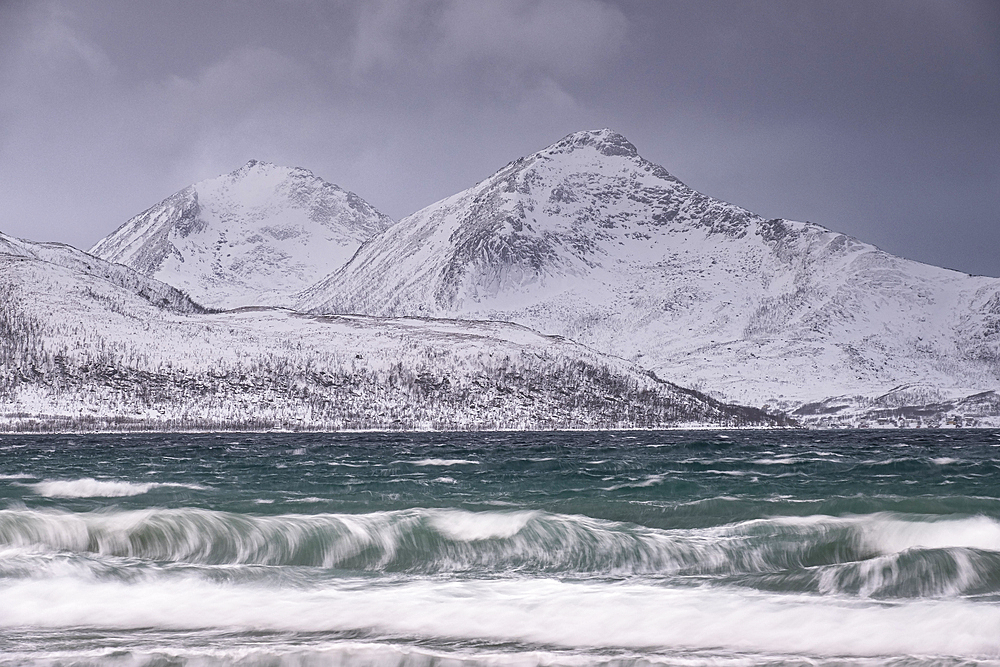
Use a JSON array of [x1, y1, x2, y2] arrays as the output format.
[[1, 430, 999, 666]]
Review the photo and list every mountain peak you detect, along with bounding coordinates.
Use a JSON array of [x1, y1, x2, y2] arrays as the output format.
[[544, 129, 638, 158], [300, 126, 761, 318], [233, 158, 275, 174], [227, 159, 306, 180], [91, 162, 393, 309]]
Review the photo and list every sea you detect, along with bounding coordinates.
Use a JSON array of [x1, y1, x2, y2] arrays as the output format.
[[1, 430, 999, 667]]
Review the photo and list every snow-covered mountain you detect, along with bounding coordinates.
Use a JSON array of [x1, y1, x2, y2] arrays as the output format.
[[1, 229, 779, 431], [299, 129, 1000, 424], [90, 161, 393, 309]]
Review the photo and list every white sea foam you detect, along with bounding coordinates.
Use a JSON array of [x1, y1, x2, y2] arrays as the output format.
[[0, 577, 997, 659], [750, 457, 804, 465], [603, 474, 667, 491], [427, 509, 535, 541], [858, 513, 1000, 553], [28, 478, 207, 498], [406, 459, 481, 466]]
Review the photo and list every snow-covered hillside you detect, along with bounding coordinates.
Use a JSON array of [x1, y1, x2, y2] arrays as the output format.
[[300, 129, 1000, 424], [0, 233, 779, 431], [0, 231, 202, 314], [90, 161, 393, 309]]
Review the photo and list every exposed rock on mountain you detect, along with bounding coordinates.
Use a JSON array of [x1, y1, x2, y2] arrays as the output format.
[[90, 161, 393, 309], [299, 129, 1000, 422]]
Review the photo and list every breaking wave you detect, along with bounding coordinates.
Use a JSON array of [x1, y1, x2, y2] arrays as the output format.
[[2, 508, 998, 597], [27, 478, 207, 498]]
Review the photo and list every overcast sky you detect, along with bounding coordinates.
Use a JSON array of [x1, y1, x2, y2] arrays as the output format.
[[2, 0, 998, 276]]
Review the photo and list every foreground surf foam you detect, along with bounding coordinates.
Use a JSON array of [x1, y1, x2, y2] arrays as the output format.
[[2, 575, 1000, 658]]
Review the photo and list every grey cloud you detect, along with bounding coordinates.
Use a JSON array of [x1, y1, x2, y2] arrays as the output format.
[[349, 0, 626, 72], [0, 0, 996, 278], [346, 0, 627, 104]]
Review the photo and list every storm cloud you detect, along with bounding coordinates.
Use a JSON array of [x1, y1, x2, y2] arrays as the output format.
[[1, 0, 997, 276]]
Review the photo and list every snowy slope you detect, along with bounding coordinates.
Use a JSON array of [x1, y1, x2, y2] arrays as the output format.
[[300, 129, 1000, 419], [90, 161, 393, 309], [0, 236, 780, 431], [0, 230, 202, 314]]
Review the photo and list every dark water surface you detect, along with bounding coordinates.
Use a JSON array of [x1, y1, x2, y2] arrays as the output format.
[[1, 430, 999, 666]]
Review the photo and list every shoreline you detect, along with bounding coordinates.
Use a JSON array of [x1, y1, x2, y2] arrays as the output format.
[[2, 424, 997, 436]]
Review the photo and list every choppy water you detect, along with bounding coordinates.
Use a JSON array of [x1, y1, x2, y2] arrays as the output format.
[[1, 430, 999, 667]]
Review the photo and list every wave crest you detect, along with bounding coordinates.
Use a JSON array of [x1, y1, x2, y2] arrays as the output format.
[[1, 509, 999, 597], [28, 478, 206, 498]]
